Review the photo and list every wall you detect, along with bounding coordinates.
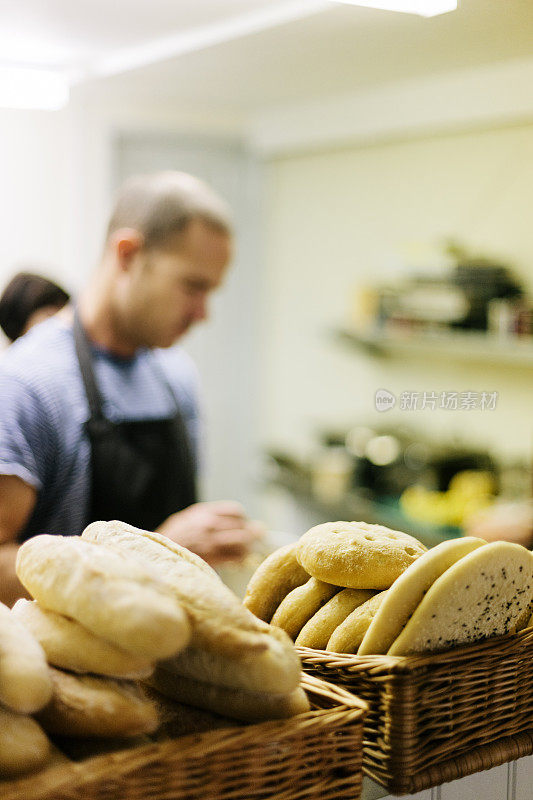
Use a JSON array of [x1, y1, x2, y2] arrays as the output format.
[[0, 108, 74, 289], [261, 122, 533, 472], [1, 65, 532, 519], [0, 86, 247, 298]]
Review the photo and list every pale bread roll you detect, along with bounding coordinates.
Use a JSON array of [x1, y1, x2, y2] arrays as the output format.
[[270, 578, 340, 641], [149, 666, 310, 723], [296, 521, 426, 589], [162, 626, 301, 694], [0, 707, 50, 777], [388, 541, 533, 656], [295, 588, 376, 649], [0, 600, 52, 714], [16, 534, 190, 660], [36, 667, 159, 738], [327, 591, 388, 653], [82, 521, 301, 688], [12, 599, 154, 679], [243, 542, 309, 622], [358, 537, 487, 655]]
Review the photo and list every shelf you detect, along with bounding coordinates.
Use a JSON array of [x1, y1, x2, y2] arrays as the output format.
[[335, 327, 533, 367], [266, 462, 459, 550]]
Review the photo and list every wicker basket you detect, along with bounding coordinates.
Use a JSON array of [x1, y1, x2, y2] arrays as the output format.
[[299, 625, 533, 795], [0, 674, 367, 800]]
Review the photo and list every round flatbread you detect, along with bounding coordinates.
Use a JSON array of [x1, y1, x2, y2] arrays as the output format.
[[296, 521, 426, 589], [388, 541, 533, 655], [270, 578, 339, 641], [295, 588, 375, 649], [358, 537, 486, 655], [243, 542, 309, 622], [327, 591, 388, 653]]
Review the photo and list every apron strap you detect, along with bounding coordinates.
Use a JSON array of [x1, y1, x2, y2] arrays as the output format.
[[73, 309, 105, 421]]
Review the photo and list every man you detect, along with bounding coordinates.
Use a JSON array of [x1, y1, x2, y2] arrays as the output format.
[[0, 171, 262, 605]]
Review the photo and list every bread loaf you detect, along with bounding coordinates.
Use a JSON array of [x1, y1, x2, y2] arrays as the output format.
[[163, 624, 301, 694], [36, 667, 159, 738], [12, 599, 154, 679], [0, 600, 52, 714], [16, 534, 191, 660], [81, 521, 301, 685], [0, 707, 50, 777], [149, 666, 310, 723]]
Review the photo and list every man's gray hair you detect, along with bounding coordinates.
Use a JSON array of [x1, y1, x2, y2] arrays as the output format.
[[106, 171, 233, 248]]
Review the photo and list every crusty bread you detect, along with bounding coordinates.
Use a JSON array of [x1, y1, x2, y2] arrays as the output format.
[[0, 600, 52, 714], [162, 626, 301, 694], [148, 666, 310, 723], [36, 667, 159, 738], [85, 520, 219, 578], [12, 599, 154, 679], [0, 707, 50, 777], [270, 578, 340, 641], [388, 541, 533, 656], [296, 521, 426, 589], [81, 521, 299, 674], [16, 534, 190, 660], [295, 588, 376, 649], [327, 591, 388, 653], [243, 542, 309, 622], [358, 537, 486, 655]]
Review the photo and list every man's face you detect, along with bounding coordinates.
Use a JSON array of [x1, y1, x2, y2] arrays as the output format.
[[122, 219, 232, 349]]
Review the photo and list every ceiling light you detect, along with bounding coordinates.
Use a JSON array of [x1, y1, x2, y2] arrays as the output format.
[[330, 1, 457, 16], [0, 66, 69, 111]]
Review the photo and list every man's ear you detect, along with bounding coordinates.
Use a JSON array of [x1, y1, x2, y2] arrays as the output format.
[[110, 228, 144, 272]]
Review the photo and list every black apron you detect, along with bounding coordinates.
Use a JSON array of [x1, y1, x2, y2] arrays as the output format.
[[73, 312, 196, 531]]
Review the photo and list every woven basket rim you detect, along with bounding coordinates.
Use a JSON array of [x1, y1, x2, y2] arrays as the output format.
[[1, 672, 367, 800], [297, 624, 533, 674]]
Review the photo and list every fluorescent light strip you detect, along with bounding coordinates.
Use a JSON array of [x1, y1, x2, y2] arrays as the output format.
[[330, 1, 457, 16], [0, 66, 69, 110], [89, 0, 332, 80]]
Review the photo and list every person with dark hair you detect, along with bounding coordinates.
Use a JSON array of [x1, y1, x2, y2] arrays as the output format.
[[0, 172, 263, 605], [0, 272, 70, 342]]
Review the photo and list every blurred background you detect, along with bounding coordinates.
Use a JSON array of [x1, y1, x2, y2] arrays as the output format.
[[0, 0, 532, 576]]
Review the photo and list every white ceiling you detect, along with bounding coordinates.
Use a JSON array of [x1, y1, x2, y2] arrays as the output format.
[[1, 0, 533, 113]]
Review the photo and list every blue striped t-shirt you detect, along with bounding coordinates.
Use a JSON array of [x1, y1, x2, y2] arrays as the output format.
[[0, 316, 200, 541]]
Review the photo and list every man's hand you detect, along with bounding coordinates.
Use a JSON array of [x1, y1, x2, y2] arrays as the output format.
[[465, 501, 533, 548], [156, 500, 265, 566]]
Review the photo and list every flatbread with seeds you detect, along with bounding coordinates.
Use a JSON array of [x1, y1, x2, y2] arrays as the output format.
[[358, 537, 486, 655], [388, 541, 533, 656]]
